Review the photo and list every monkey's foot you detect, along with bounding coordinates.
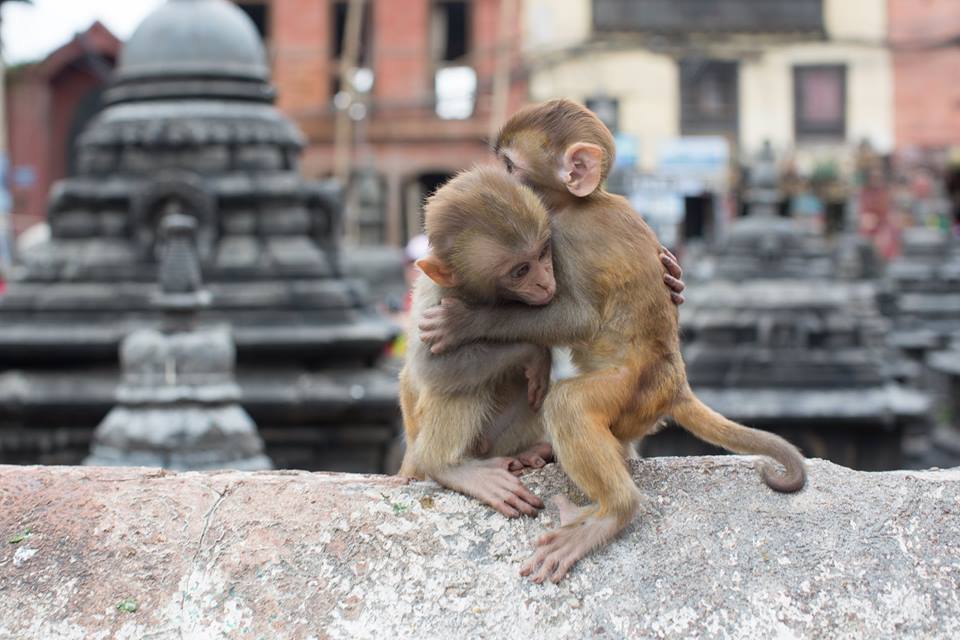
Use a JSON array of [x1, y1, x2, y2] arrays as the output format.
[[519, 495, 622, 583], [514, 442, 554, 470], [436, 458, 544, 518]]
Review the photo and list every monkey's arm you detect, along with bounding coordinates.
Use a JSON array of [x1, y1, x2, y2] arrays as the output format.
[[415, 341, 544, 393], [420, 289, 599, 354]]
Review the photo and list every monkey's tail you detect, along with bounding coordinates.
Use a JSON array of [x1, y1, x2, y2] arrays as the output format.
[[670, 390, 806, 493]]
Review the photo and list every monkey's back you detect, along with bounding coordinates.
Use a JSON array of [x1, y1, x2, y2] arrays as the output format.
[[554, 192, 679, 340]]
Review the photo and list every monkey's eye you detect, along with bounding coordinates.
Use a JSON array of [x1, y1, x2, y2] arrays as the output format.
[[511, 263, 530, 279], [504, 156, 515, 174], [539, 243, 551, 260]]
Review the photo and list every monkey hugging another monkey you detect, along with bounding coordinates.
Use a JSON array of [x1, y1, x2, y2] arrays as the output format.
[[401, 99, 806, 584]]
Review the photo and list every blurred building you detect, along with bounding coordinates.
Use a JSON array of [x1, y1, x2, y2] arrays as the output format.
[[4, 22, 120, 236], [524, 0, 893, 166], [889, 0, 960, 149], [236, 0, 528, 247]]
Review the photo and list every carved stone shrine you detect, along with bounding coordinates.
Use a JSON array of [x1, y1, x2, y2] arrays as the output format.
[[0, 0, 399, 471], [879, 226, 960, 361], [649, 145, 929, 470]]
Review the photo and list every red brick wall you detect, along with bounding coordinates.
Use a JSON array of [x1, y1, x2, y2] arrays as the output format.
[[5, 24, 119, 235], [889, 0, 960, 148], [266, 0, 528, 244], [6, 76, 51, 235], [272, 0, 332, 113]]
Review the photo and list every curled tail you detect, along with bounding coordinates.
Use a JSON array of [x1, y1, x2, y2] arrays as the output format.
[[670, 391, 806, 493]]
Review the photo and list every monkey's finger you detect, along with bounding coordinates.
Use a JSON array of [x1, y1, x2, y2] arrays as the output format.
[[429, 340, 453, 355], [550, 557, 576, 583], [671, 292, 685, 306], [503, 491, 540, 517], [532, 553, 561, 584], [538, 530, 559, 546], [663, 273, 685, 293], [496, 474, 544, 510], [520, 543, 554, 577], [418, 317, 440, 333], [491, 501, 521, 518], [660, 247, 683, 278], [518, 454, 545, 469]]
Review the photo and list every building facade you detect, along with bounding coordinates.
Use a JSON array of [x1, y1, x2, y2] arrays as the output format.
[[524, 0, 893, 170], [888, 0, 960, 150], [4, 22, 120, 237], [237, 0, 527, 246]]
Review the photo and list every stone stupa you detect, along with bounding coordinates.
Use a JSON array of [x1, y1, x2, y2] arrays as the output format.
[[0, 0, 399, 471]]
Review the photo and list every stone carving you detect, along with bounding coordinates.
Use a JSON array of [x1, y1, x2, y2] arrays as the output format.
[[654, 146, 930, 470], [85, 204, 271, 470], [0, 0, 399, 471]]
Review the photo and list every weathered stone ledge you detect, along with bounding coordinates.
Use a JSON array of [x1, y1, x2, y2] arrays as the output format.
[[1, 458, 958, 639]]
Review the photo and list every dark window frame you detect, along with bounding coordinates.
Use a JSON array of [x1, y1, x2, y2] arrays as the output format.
[[793, 64, 847, 141], [430, 0, 472, 64], [679, 59, 740, 137], [585, 96, 620, 133], [332, 0, 373, 66]]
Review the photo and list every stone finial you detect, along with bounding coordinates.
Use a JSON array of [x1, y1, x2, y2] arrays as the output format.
[[157, 207, 203, 295]]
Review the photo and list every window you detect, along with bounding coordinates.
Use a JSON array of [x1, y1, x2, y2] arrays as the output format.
[[585, 96, 619, 133], [332, 1, 372, 66], [680, 59, 739, 136], [794, 65, 846, 140], [430, 1, 473, 119], [430, 1, 470, 63], [237, 2, 270, 40]]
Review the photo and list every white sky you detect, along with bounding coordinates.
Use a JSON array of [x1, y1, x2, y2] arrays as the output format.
[[2, 0, 164, 65]]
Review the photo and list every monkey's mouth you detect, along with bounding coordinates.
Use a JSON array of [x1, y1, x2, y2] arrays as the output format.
[[529, 289, 555, 306]]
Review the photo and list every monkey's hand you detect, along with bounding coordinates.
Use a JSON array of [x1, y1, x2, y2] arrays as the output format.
[[659, 246, 685, 306], [525, 347, 552, 412], [419, 297, 470, 354]]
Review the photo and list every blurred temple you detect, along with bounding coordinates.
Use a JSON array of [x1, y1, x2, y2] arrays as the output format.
[[1, 0, 959, 473], [0, 0, 399, 471], [649, 145, 930, 470]]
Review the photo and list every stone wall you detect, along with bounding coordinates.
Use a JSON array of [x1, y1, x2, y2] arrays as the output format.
[[1, 457, 958, 638]]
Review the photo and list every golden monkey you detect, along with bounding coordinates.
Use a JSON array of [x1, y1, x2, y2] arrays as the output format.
[[420, 99, 806, 583]]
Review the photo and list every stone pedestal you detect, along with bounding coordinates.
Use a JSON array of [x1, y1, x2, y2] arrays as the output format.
[[86, 326, 271, 470]]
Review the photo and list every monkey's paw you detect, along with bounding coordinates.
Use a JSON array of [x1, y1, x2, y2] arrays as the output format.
[[419, 297, 469, 354]]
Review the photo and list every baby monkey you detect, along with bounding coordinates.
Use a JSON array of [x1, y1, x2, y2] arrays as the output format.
[[421, 99, 806, 583], [398, 165, 556, 517]]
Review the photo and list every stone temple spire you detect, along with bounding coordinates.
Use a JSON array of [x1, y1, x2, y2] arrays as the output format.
[[86, 200, 271, 470]]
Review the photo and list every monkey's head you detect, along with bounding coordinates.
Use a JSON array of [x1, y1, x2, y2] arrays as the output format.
[[417, 165, 556, 306], [495, 98, 615, 203]]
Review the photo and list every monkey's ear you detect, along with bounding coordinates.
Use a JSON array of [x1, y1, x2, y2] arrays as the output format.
[[561, 142, 604, 197], [416, 254, 460, 288]]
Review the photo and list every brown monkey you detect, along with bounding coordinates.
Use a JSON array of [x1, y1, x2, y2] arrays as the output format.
[[420, 99, 806, 583], [398, 165, 558, 518]]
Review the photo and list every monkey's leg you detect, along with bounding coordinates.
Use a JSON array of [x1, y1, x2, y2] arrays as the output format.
[[520, 368, 640, 583], [397, 371, 424, 479], [487, 391, 553, 471], [413, 392, 545, 518]]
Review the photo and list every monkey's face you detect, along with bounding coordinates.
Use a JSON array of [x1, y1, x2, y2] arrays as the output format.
[[497, 144, 556, 196], [490, 237, 556, 306]]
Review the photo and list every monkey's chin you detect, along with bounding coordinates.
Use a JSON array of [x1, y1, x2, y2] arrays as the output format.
[[527, 293, 555, 306]]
